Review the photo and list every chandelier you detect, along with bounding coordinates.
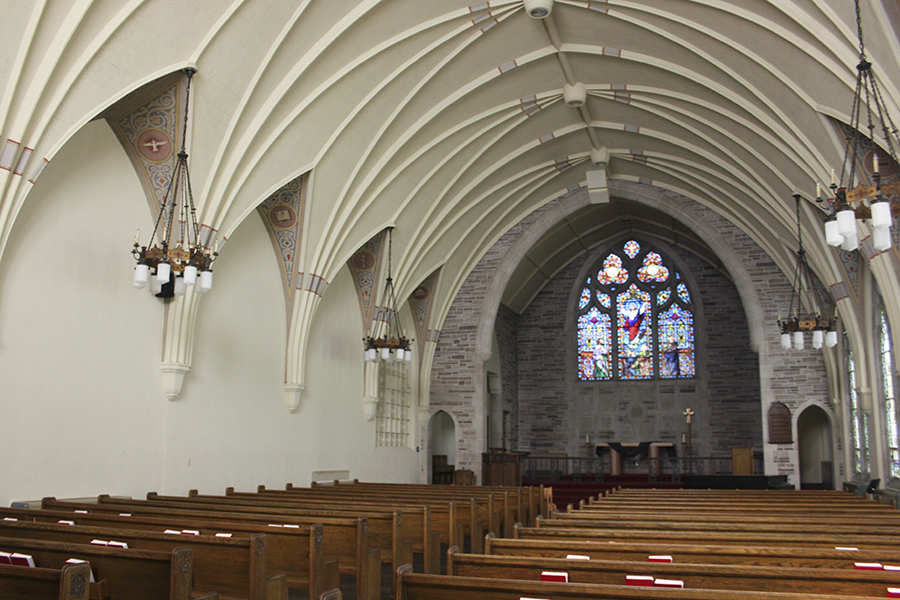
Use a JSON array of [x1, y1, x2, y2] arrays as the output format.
[[364, 227, 413, 363], [779, 194, 838, 350], [818, 0, 900, 252], [132, 68, 217, 297]]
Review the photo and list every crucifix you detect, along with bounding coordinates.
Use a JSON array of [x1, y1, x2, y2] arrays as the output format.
[[683, 408, 694, 475]]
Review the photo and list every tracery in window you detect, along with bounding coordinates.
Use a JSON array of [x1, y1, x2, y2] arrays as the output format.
[[576, 239, 695, 381]]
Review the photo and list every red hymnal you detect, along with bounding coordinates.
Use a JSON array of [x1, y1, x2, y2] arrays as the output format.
[[648, 555, 673, 563], [887, 587, 900, 598], [654, 579, 684, 588], [625, 575, 654, 586], [854, 562, 883, 570], [0, 551, 11, 564], [9, 553, 35, 567], [540, 571, 568, 582]]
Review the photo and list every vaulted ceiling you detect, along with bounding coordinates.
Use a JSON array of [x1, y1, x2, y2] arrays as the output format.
[[2, 0, 899, 320]]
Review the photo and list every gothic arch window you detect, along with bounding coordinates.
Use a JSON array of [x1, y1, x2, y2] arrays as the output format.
[[576, 238, 695, 381]]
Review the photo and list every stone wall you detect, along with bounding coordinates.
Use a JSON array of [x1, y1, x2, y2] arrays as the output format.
[[429, 184, 835, 485], [515, 239, 762, 460]]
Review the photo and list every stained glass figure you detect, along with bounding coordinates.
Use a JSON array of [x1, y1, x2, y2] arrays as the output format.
[[578, 307, 611, 380], [677, 282, 691, 304], [617, 284, 652, 379], [659, 304, 695, 377], [598, 292, 611, 308]]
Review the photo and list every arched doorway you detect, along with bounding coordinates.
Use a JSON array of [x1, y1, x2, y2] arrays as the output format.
[[429, 411, 456, 484], [797, 405, 833, 489]]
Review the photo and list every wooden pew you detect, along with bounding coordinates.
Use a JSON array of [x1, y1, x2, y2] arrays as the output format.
[[40, 498, 379, 600], [132, 491, 422, 578], [0, 519, 279, 600], [311, 480, 536, 530], [395, 566, 884, 600], [483, 535, 900, 569], [0, 560, 92, 600], [540, 514, 900, 539], [297, 481, 519, 534], [446, 547, 900, 597], [515, 523, 900, 551], [0, 506, 337, 600], [0, 535, 212, 600], [249, 486, 488, 553]]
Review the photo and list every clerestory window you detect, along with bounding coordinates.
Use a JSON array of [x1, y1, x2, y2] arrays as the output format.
[[576, 239, 695, 381]]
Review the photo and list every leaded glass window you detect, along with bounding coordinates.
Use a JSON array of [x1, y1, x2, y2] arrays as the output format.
[[576, 239, 695, 381], [848, 337, 865, 473], [881, 312, 899, 477]]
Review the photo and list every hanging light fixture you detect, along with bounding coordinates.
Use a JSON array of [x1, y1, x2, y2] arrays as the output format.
[[779, 195, 838, 350], [818, 0, 900, 251], [132, 68, 217, 297], [364, 227, 413, 363]]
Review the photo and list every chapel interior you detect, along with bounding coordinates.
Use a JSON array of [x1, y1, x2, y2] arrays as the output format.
[[3, 0, 900, 507]]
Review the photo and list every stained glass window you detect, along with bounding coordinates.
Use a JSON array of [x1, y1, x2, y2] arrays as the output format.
[[576, 239, 695, 381], [578, 287, 591, 309], [578, 307, 611, 380]]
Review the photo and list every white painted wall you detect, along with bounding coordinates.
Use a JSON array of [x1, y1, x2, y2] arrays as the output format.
[[0, 119, 418, 506]]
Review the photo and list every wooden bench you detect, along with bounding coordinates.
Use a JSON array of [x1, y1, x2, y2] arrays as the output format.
[[540, 514, 900, 538], [0, 534, 214, 600], [249, 486, 489, 552], [515, 523, 900, 551], [446, 546, 900, 597], [0, 506, 338, 600], [129, 492, 421, 574], [297, 481, 522, 534], [40, 498, 379, 600], [310, 480, 540, 529], [483, 535, 900, 569], [394, 566, 886, 600], [0, 560, 92, 600], [0, 519, 279, 600]]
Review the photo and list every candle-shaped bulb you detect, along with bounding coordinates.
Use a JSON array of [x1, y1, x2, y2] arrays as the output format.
[[213, 240, 219, 254], [134, 229, 140, 245], [816, 182, 821, 199], [873, 152, 880, 176], [830, 168, 837, 186]]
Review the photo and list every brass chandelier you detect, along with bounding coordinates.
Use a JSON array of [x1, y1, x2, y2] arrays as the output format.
[[132, 68, 218, 297]]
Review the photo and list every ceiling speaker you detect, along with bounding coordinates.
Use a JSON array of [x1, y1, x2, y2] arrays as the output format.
[[563, 83, 586, 107], [524, 0, 553, 19]]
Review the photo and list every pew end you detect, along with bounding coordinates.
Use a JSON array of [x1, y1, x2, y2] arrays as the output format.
[[395, 563, 413, 600], [446, 545, 460, 576], [484, 531, 495, 554]]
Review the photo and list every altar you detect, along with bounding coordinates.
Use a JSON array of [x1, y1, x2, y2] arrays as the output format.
[[595, 442, 675, 476]]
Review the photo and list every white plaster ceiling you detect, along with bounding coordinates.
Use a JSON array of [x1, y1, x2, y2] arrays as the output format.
[[2, 0, 900, 320]]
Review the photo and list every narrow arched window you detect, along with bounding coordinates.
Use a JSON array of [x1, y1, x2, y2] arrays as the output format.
[[576, 239, 695, 381], [881, 311, 899, 477], [847, 335, 867, 473]]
